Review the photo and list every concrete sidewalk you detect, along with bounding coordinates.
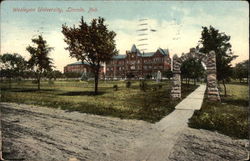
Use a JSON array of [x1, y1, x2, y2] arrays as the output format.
[[175, 84, 206, 110]]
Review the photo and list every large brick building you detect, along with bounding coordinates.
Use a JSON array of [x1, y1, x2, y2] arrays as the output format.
[[105, 45, 171, 79]]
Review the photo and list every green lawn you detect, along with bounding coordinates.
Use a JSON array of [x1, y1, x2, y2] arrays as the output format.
[[1, 80, 197, 123], [189, 83, 248, 139]]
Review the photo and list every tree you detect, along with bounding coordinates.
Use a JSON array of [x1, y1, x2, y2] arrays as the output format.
[[0, 53, 27, 88], [62, 17, 118, 94], [198, 26, 237, 96], [26, 35, 54, 90], [162, 69, 173, 80], [233, 60, 248, 83], [181, 58, 205, 85]]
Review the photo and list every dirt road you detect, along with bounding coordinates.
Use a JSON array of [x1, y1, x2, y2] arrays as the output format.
[[1, 102, 248, 161]]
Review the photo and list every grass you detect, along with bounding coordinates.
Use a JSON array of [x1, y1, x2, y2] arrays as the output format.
[[189, 83, 248, 139], [1, 80, 198, 123]]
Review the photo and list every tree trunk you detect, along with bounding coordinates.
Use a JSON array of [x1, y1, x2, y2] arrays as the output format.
[[94, 70, 99, 95], [37, 74, 41, 90], [222, 79, 227, 96], [8, 77, 12, 89]]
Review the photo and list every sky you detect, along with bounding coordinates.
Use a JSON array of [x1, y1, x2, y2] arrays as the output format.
[[1, 1, 249, 72]]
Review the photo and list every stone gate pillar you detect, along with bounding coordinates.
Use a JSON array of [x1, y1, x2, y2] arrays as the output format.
[[206, 51, 221, 101], [171, 54, 182, 99]]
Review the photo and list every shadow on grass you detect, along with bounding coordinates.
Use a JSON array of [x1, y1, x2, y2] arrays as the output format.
[[1, 88, 57, 92], [222, 98, 249, 106], [61, 102, 132, 118], [58, 91, 106, 96], [226, 81, 248, 85]]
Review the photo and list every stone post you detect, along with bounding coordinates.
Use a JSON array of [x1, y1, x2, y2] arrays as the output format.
[[171, 54, 182, 99], [206, 51, 221, 101]]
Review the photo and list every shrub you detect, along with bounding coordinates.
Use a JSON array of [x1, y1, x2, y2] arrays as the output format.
[[126, 81, 131, 88], [145, 74, 152, 80], [113, 84, 118, 91], [189, 101, 248, 139], [140, 80, 147, 91]]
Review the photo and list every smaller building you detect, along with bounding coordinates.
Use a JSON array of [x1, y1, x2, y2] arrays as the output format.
[[64, 62, 91, 73], [64, 62, 104, 78]]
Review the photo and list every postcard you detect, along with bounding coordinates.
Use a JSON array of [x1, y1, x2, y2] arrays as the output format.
[[0, 1, 249, 161]]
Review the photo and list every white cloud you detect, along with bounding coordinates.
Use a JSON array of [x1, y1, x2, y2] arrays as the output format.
[[44, 29, 77, 71], [1, 24, 76, 72], [1, 23, 34, 60], [114, 31, 136, 54]]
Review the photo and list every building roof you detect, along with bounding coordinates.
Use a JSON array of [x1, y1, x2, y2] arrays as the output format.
[[66, 62, 105, 68], [131, 44, 137, 53], [142, 52, 155, 57], [158, 48, 169, 56], [101, 45, 170, 61], [66, 61, 90, 66], [113, 55, 126, 59], [112, 47, 170, 59], [131, 44, 142, 56]]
